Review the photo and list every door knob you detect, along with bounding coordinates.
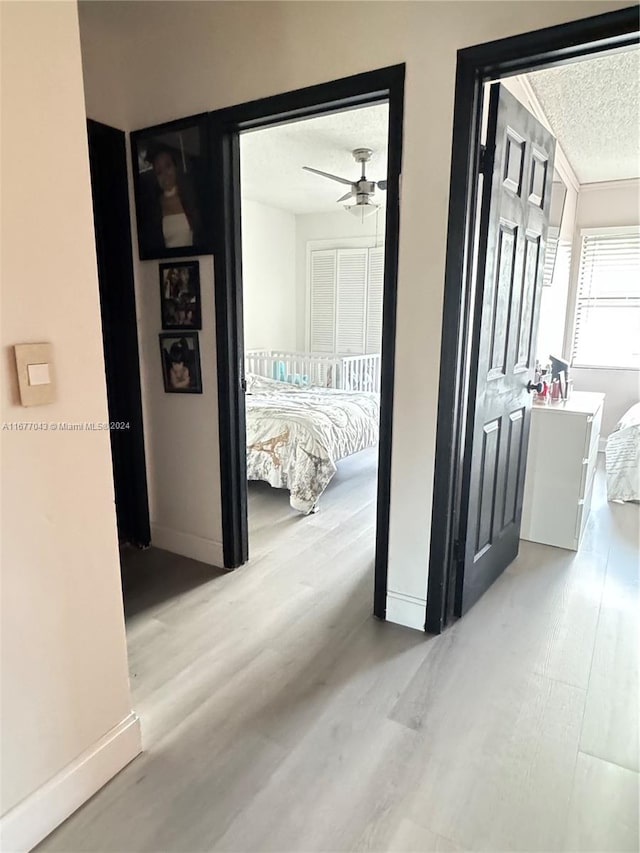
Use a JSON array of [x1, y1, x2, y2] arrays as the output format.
[[527, 380, 543, 394]]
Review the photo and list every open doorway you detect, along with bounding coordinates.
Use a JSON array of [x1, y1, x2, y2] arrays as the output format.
[[427, 8, 639, 632], [238, 103, 388, 583], [212, 66, 404, 618]]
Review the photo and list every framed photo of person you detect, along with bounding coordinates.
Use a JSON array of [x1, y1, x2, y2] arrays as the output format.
[[159, 332, 202, 394], [131, 114, 213, 260], [159, 261, 202, 330]]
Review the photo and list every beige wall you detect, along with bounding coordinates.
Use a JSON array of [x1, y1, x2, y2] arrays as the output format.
[[78, 0, 626, 628], [135, 255, 223, 564], [0, 1, 139, 846]]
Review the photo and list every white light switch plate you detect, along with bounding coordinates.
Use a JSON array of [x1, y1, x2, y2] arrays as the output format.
[[14, 344, 56, 406], [27, 362, 51, 386]]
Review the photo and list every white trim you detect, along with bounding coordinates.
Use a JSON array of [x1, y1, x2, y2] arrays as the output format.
[[151, 523, 224, 567], [385, 591, 426, 632], [0, 713, 142, 853], [578, 178, 640, 193], [599, 436, 607, 453], [579, 224, 640, 237], [573, 364, 640, 372]]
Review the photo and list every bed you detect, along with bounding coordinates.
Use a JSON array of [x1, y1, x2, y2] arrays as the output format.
[[605, 402, 640, 501], [245, 373, 379, 513]]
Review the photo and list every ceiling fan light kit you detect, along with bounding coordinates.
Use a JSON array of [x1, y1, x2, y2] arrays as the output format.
[[345, 200, 379, 219], [303, 147, 387, 219]]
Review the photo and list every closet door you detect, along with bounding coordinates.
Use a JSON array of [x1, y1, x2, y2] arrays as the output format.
[[366, 246, 385, 354], [336, 248, 368, 354], [309, 250, 337, 352]]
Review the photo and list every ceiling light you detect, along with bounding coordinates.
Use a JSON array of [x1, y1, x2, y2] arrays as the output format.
[[345, 201, 380, 220]]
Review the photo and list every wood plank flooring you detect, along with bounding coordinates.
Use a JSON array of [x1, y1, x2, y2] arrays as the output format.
[[38, 452, 639, 852]]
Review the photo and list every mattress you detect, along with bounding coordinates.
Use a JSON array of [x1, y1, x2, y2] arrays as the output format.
[[605, 401, 640, 501], [245, 374, 379, 513]]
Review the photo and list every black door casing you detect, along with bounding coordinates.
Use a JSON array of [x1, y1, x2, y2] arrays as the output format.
[[457, 84, 556, 615], [87, 120, 151, 547]]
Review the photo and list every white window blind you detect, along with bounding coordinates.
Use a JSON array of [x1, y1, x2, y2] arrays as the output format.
[[309, 246, 384, 355], [336, 249, 368, 353], [309, 250, 337, 352], [542, 228, 559, 287], [366, 247, 385, 354], [572, 227, 640, 369]]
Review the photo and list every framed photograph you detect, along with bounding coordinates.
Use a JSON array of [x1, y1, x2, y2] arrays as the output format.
[[131, 114, 213, 260], [159, 332, 202, 394], [159, 261, 202, 329]]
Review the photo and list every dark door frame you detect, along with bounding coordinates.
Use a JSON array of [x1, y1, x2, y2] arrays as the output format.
[[210, 65, 405, 618], [426, 6, 639, 635], [87, 119, 151, 548]]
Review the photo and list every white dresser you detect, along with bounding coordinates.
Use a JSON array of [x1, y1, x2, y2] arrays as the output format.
[[520, 391, 605, 551]]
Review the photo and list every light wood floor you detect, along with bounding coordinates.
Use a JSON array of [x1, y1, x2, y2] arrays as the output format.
[[39, 451, 639, 853]]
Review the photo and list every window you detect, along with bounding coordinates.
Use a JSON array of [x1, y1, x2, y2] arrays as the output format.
[[572, 226, 640, 369]]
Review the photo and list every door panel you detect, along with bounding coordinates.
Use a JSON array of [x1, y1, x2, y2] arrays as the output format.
[[458, 84, 556, 615], [502, 407, 525, 530]]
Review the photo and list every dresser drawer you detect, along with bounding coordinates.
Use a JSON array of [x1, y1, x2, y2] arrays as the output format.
[[575, 463, 596, 547], [579, 437, 599, 501], [584, 401, 603, 462]]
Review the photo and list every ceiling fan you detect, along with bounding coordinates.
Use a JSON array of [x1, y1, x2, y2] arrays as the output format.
[[303, 148, 387, 218]]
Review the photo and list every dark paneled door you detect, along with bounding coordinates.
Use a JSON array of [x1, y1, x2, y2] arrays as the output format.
[[87, 120, 151, 547], [458, 84, 556, 614]]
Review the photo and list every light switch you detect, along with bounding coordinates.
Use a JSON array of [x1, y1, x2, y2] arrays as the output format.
[[14, 343, 56, 406], [27, 362, 51, 386]]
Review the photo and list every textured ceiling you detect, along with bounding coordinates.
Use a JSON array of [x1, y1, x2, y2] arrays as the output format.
[[240, 103, 389, 215], [527, 49, 640, 184]]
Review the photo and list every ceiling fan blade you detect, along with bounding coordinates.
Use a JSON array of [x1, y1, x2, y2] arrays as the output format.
[[377, 179, 388, 190], [303, 166, 354, 187], [336, 191, 353, 203]]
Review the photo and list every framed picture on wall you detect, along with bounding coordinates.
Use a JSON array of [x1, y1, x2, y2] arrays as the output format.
[[159, 261, 202, 329], [159, 332, 202, 394], [131, 114, 213, 260]]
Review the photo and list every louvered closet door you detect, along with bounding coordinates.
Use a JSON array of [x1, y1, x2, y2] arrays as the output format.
[[336, 248, 368, 354], [310, 250, 337, 352], [366, 247, 384, 353]]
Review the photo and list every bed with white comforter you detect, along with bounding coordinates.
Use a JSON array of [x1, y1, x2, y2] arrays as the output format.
[[245, 374, 379, 513], [605, 401, 640, 501]]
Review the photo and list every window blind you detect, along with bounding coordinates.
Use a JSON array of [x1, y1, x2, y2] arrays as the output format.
[[309, 250, 337, 353], [572, 227, 640, 369], [309, 246, 384, 355], [366, 247, 385, 354], [542, 228, 559, 287], [336, 249, 368, 354]]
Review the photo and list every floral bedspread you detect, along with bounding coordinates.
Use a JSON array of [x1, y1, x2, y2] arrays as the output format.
[[245, 374, 379, 513]]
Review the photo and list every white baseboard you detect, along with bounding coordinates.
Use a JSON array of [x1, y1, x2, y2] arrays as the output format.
[[385, 590, 426, 631], [151, 523, 224, 567], [0, 712, 142, 853]]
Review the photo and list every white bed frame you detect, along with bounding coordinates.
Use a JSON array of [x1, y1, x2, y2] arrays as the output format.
[[245, 350, 381, 393]]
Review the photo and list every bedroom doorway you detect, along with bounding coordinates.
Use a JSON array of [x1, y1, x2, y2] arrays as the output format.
[[426, 7, 639, 633], [238, 103, 388, 578], [210, 67, 404, 617]]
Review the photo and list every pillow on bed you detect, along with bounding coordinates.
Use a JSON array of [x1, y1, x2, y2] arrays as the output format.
[[245, 373, 302, 395], [615, 401, 640, 432]]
